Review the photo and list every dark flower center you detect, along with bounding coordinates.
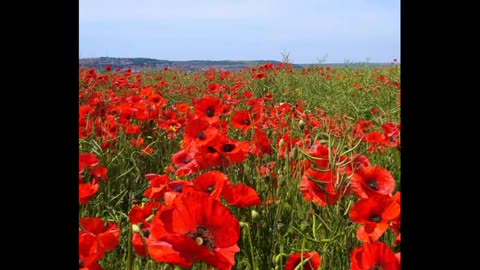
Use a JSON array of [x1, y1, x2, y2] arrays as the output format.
[[243, 119, 251, 125], [205, 185, 215, 193], [143, 229, 150, 238], [206, 108, 215, 117], [183, 157, 193, 164], [207, 146, 217, 153], [222, 144, 235, 152], [197, 131, 206, 140], [367, 180, 379, 191], [186, 225, 215, 249], [370, 214, 382, 223], [173, 185, 184, 192]]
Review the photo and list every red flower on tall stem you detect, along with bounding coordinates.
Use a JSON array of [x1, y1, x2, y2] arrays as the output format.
[[79, 183, 99, 204], [351, 166, 396, 199], [147, 190, 240, 269], [351, 242, 400, 270], [79, 217, 120, 267], [285, 250, 322, 270], [183, 116, 219, 147], [252, 128, 272, 156], [213, 135, 251, 166], [231, 109, 261, 133], [194, 96, 224, 124], [192, 170, 229, 200], [349, 195, 400, 242], [300, 168, 340, 206]]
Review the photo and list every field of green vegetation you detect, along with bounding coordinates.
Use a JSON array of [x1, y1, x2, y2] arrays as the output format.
[[79, 62, 400, 270]]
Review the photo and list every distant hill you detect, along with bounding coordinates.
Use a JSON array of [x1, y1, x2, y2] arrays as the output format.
[[79, 57, 391, 71]]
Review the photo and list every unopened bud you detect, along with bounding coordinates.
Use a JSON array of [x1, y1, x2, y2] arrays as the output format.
[[279, 138, 285, 148], [239, 221, 249, 228], [251, 210, 260, 220], [132, 224, 141, 233], [298, 119, 305, 130], [145, 214, 154, 223]]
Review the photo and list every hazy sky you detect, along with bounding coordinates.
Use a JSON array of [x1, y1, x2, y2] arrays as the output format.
[[79, 0, 400, 64]]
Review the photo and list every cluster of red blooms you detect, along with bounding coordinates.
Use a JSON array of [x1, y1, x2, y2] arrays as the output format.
[[79, 153, 108, 204], [129, 170, 261, 269], [79, 63, 400, 269], [79, 217, 120, 269], [353, 119, 401, 153], [282, 161, 400, 269], [348, 160, 401, 269]]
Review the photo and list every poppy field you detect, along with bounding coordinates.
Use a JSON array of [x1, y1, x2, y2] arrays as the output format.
[[79, 62, 400, 270]]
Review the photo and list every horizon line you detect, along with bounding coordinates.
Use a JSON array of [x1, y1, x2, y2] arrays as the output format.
[[79, 56, 399, 65]]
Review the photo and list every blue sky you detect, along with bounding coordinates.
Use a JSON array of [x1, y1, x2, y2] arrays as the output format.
[[80, 0, 400, 64]]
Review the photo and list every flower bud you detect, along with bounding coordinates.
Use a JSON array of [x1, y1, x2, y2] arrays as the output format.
[[132, 224, 141, 233], [298, 119, 305, 130], [251, 210, 260, 220]]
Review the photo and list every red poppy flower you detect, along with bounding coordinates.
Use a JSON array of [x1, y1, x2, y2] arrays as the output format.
[[163, 180, 194, 205], [221, 183, 262, 207], [252, 129, 272, 156], [90, 166, 108, 184], [351, 166, 396, 199], [305, 141, 331, 170], [353, 119, 373, 138], [171, 148, 201, 176], [351, 242, 400, 270], [352, 154, 372, 169], [391, 192, 401, 246], [300, 168, 340, 206], [194, 96, 224, 124], [132, 232, 148, 257], [143, 174, 171, 200], [382, 122, 401, 147], [349, 195, 400, 242], [79, 217, 120, 267], [79, 182, 99, 204], [194, 144, 224, 170], [363, 131, 388, 153], [285, 250, 322, 270], [264, 92, 274, 101], [80, 261, 103, 270], [149, 94, 167, 108], [231, 109, 259, 133], [129, 201, 161, 229], [79, 153, 100, 173], [129, 201, 162, 256], [192, 170, 229, 200], [147, 190, 240, 269], [183, 117, 219, 147], [213, 136, 251, 166]]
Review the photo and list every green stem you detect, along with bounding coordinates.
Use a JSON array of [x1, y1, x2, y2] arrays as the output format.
[[127, 213, 134, 270], [245, 224, 258, 270]]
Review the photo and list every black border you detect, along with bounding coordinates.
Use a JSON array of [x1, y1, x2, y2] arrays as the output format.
[[401, 1, 461, 268], [9, 1, 79, 268]]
